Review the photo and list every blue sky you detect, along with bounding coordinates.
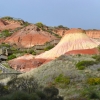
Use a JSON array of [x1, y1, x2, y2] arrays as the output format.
[[0, 0, 100, 29]]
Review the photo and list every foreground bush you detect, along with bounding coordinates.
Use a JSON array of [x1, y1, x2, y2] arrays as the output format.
[[0, 86, 63, 100], [7, 77, 38, 94], [0, 84, 9, 96]]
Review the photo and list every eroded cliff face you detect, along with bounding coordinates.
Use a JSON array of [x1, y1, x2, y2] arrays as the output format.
[[54, 28, 100, 39], [0, 19, 22, 31], [4, 24, 57, 48], [86, 30, 100, 39], [53, 28, 68, 36]]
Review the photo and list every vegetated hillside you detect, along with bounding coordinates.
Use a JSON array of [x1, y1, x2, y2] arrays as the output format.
[[8, 54, 100, 99], [4, 24, 58, 48]]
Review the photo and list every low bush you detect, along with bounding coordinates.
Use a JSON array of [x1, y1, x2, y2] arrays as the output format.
[[7, 54, 16, 60], [87, 77, 100, 85], [35, 22, 44, 28], [97, 68, 100, 71], [1, 16, 13, 20], [0, 84, 9, 96], [92, 55, 100, 62], [77, 66, 85, 70], [0, 83, 63, 100], [76, 60, 97, 70], [55, 74, 70, 84], [0, 30, 12, 38], [44, 45, 54, 51]]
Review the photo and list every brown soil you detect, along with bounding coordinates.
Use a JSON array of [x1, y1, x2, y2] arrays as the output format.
[[9, 54, 51, 72]]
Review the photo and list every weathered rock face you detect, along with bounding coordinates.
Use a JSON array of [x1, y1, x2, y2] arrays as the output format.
[[35, 29, 99, 59], [4, 24, 57, 48], [86, 30, 100, 39]]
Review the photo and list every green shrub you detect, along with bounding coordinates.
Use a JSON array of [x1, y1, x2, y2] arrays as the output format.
[[87, 77, 100, 85], [54, 74, 70, 85], [0, 30, 12, 38], [44, 45, 54, 51], [7, 54, 16, 60], [29, 93, 41, 100], [76, 60, 97, 70], [0, 84, 9, 96], [92, 55, 100, 62], [0, 43, 10, 48], [89, 92, 99, 99], [97, 68, 100, 71], [1, 16, 13, 20], [77, 66, 85, 70], [35, 22, 44, 28], [11, 91, 30, 100], [22, 21, 30, 27]]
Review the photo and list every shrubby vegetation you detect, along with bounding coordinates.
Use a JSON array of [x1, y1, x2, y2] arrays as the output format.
[[57, 25, 69, 29], [0, 43, 10, 48], [87, 77, 100, 85], [7, 54, 16, 60], [76, 60, 97, 70], [92, 54, 100, 62], [44, 45, 54, 51], [35, 22, 44, 28], [54, 74, 70, 88], [0, 30, 12, 38], [1, 16, 14, 20], [0, 77, 63, 100]]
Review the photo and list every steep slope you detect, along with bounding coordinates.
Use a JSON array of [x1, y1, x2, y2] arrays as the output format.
[[4, 24, 57, 48], [35, 29, 100, 59], [0, 18, 22, 31]]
